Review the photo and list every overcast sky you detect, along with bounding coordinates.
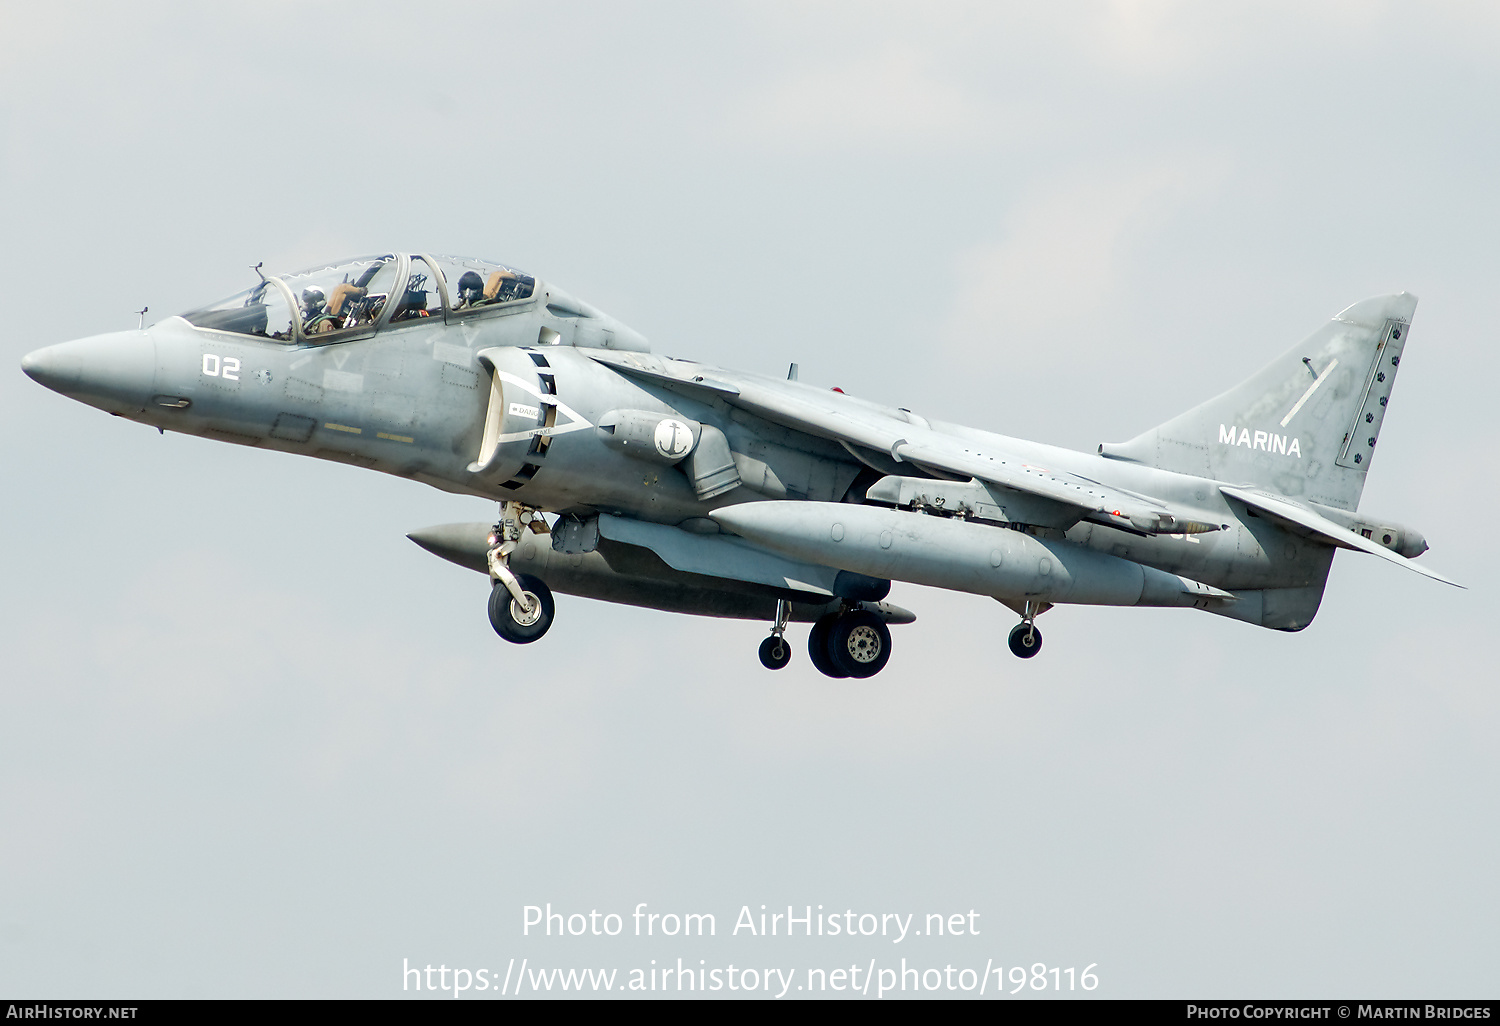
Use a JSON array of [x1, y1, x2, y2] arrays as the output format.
[[2, 1, 1496, 999]]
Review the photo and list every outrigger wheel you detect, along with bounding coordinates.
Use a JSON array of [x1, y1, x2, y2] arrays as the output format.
[[758, 635, 791, 670], [759, 598, 793, 670], [1008, 622, 1042, 659], [488, 573, 555, 644]]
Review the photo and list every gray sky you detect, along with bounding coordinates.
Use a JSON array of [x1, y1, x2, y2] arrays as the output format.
[[2, 1, 1496, 999]]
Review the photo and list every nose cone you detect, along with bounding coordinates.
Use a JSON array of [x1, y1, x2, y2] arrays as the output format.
[[21, 343, 82, 393], [21, 331, 157, 411]]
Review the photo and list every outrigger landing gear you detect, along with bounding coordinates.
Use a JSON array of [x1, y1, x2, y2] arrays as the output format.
[[808, 606, 893, 679], [1008, 600, 1044, 659], [486, 501, 555, 644], [759, 600, 792, 670]]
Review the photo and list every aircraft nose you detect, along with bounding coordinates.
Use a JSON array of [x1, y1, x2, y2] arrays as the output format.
[[20, 342, 82, 393], [21, 331, 157, 408]]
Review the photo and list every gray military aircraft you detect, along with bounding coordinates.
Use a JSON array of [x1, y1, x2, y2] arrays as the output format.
[[21, 253, 1457, 677]]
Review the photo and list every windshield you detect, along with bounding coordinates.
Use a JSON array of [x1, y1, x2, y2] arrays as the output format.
[[181, 279, 294, 340]]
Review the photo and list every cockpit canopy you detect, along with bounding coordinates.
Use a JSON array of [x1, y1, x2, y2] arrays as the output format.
[[181, 254, 536, 343]]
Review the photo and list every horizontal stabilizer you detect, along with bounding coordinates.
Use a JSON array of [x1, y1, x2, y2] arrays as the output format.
[[1220, 485, 1461, 588]]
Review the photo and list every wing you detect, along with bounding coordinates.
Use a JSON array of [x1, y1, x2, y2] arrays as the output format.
[[585, 350, 1220, 535]]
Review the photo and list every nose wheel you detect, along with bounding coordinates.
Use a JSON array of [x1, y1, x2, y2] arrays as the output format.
[[488, 574, 555, 643], [485, 501, 555, 644]]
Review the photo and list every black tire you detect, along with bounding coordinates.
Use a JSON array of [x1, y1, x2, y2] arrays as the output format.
[[758, 635, 792, 670], [488, 574, 555, 644], [807, 614, 848, 678], [828, 610, 892, 678], [1008, 622, 1042, 659]]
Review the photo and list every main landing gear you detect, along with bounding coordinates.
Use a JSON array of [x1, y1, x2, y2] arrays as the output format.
[[486, 501, 555, 644], [1007, 600, 1044, 659], [756, 600, 894, 678], [807, 607, 892, 679]]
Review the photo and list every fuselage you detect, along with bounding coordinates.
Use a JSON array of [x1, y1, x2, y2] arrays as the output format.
[[20, 250, 1382, 626]]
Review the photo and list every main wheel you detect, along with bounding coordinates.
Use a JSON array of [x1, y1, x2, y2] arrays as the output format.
[[807, 614, 848, 678], [758, 635, 791, 670], [488, 574, 555, 644], [1008, 622, 1042, 658], [828, 610, 892, 678]]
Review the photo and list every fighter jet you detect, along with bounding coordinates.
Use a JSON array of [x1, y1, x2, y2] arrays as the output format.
[[20, 252, 1456, 678]]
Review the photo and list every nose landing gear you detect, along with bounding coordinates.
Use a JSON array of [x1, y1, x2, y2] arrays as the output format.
[[486, 501, 555, 644], [488, 574, 555, 643]]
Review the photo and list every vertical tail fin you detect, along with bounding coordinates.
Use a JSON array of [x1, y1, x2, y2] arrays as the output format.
[[1100, 293, 1417, 511]]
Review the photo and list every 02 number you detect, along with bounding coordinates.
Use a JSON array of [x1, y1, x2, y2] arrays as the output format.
[[202, 354, 241, 381]]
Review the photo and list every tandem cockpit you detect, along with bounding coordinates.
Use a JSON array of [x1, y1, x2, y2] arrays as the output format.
[[180, 254, 538, 344]]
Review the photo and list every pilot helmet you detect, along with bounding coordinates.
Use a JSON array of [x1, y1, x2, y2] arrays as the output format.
[[457, 271, 485, 303], [301, 286, 327, 314]]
